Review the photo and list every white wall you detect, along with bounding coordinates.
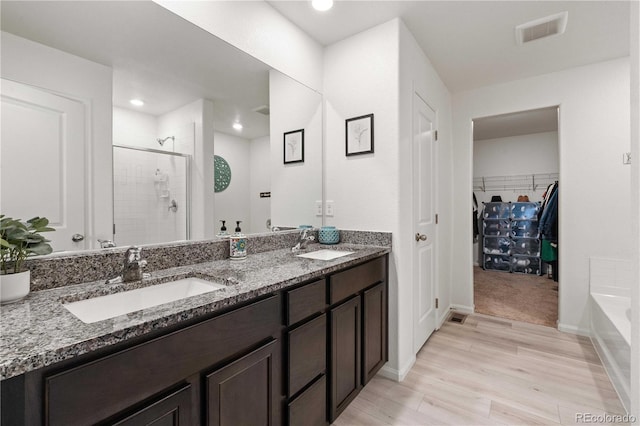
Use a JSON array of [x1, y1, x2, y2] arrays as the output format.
[[323, 19, 400, 376], [323, 18, 453, 381], [452, 58, 631, 335], [473, 131, 559, 205], [399, 20, 453, 377], [270, 70, 322, 228], [153, 0, 323, 92], [113, 108, 158, 149], [629, 0, 639, 419], [213, 132, 251, 234], [250, 136, 271, 233], [1, 32, 113, 247]]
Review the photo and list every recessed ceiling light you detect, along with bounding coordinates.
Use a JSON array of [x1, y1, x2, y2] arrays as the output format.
[[232, 122, 243, 131], [129, 99, 144, 107], [312, 0, 333, 12]]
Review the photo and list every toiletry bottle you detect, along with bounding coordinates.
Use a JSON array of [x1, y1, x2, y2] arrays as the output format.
[[229, 221, 247, 260], [218, 220, 228, 237]]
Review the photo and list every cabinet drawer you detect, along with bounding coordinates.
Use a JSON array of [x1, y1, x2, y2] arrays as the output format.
[[288, 375, 327, 426], [46, 295, 280, 426], [288, 313, 326, 397], [286, 279, 326, 325], [329, 257, 385, 305]]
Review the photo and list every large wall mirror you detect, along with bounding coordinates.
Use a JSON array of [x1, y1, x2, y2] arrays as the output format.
[[1, 1, 322, 252]]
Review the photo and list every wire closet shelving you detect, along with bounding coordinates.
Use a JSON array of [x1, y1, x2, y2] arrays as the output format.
[[473, 172, 559, 193]]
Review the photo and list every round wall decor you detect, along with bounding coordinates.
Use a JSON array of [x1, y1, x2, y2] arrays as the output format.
[[214, 155, 231, 192]]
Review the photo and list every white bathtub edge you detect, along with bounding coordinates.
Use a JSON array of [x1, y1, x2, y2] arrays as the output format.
[[590, 332, 631, 413]]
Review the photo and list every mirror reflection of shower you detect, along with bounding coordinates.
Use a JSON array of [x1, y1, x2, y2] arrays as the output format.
[[157, 136, 175, 146], [113, 145, 190, 247]]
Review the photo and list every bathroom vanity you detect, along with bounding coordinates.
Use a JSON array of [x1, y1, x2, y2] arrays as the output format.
[[0, 241, 389, 425]]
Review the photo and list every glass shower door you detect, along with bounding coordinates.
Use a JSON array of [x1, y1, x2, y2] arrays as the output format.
[[113, 146, 190, 247]]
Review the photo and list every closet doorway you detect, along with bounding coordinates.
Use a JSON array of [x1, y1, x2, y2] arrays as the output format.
[[472, 107, 559, 327]]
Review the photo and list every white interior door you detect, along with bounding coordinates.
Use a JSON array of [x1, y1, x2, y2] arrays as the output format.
[[413, 93, 437, 353], [1, 78, 86, 252]]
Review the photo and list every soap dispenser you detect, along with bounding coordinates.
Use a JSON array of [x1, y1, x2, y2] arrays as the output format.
[[229, 221, 247, 261], [217, 220, 228, 238]]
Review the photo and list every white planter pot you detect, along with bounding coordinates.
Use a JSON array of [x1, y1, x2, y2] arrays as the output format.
[[0, 270, 31, 304]]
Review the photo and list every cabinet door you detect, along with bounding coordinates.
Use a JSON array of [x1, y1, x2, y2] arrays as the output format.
[[107, 383, 192, 426], [362, 282, 388, 384], [205, 340, 278, 426], [329, 296, 361, 422]]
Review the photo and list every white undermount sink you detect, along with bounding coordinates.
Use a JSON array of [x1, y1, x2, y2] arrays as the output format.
[[63, 277, 226, 324], [295, 249, 354, 261]]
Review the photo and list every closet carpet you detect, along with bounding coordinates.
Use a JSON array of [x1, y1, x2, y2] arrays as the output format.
[[474, 266, 558, 327]]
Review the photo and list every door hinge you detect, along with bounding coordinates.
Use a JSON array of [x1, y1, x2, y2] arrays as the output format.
[[434, 130, 438, 141], [435, 214, 439, 224], [435, 298, 439, 309], [113, 223, 116, 234]]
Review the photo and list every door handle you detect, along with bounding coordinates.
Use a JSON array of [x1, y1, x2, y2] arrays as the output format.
[[71, 233, 85, 242], [415, 233, 427, 242]]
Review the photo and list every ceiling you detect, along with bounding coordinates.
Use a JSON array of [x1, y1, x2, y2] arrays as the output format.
[[473, 107, 558, 141], [1, 1, 271, 139], [267, 0, 631, 94], [2, 1, 631, 141], [267, 0, 629, 139]]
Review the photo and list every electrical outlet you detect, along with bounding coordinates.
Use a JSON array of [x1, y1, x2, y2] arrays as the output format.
[[325, 200, 334, 217], [315, 201, 323, 216], [623, 152, 631, 165]]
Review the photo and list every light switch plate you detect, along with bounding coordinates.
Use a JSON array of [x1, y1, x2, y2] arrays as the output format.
[[315, 201, 323, 216], [325, 200, 334, 217], [623, 152, 631, 165]]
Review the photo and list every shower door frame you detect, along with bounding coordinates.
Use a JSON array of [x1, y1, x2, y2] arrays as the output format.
[[112, 144, 192, 244]]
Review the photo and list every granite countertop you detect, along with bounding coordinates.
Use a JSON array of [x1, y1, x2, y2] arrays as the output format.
[[0, 243, 389, 380]]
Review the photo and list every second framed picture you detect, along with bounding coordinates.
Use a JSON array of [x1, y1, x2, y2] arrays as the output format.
[[283, 129, 304, 164], [346, 113, 374, 156]]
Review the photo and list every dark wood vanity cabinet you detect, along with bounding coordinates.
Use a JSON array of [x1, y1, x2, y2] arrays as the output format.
[[205, 340, 279, 426], [329, 295, 362, 420], [284, 279, 328, 426], [6, 295, 282, 426], [104, 383, 193, 426], [1, 254, 388, 426], [328, 256, 388, 422]]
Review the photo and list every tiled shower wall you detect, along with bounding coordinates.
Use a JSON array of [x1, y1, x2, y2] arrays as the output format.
[[113, 147, 188, 247]]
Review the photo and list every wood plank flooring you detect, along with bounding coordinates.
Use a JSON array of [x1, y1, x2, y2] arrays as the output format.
[[333, 314, 627, 425]]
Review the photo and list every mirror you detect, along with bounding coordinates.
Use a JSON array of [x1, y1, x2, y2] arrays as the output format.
[[0, 1, 322, 252]]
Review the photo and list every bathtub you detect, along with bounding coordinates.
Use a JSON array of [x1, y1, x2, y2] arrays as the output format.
[[590, 293, 631, 412], [589, 257, 632, 412]]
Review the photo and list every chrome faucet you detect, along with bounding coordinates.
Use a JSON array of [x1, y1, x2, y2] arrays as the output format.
[[106, 246, 149, 284], [291, 229, 315, 252], [98, 239, 116, 248]]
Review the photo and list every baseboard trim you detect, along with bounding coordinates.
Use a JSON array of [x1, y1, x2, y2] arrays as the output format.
[[558, 322, 591, 337], [378, 355, 416, 382], [437, 306, 451, 329], [450, 304, 474, 314]]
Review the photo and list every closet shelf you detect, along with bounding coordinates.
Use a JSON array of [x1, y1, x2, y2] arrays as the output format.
[[473, 173, 559, 193]]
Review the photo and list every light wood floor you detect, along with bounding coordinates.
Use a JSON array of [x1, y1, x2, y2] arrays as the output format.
[[333, 314, 627, 425]]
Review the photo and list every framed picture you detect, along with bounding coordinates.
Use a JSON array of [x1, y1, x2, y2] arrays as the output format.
[[283, 129, 304, 164], [346, 113, 374, 156]]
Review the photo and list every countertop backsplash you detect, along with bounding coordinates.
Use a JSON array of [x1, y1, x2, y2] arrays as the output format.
[[24, 229, 392, 292]]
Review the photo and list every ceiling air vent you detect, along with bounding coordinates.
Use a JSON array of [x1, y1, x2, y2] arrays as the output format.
[[252, 105, 270, 116], [515, 11, 568, 45]]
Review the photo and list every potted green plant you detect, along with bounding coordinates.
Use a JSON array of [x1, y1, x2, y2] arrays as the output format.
[[0, 215, 54, 304]]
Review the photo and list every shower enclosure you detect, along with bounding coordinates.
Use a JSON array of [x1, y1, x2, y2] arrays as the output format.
[[113, 145, 190, 247]]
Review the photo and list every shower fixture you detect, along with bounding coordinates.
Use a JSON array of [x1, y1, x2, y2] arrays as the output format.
[[157, 136, 175, 146]]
